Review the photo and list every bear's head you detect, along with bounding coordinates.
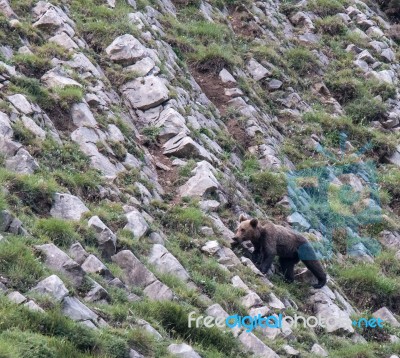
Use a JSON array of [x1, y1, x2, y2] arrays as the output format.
[[232, 214, 259, 244]]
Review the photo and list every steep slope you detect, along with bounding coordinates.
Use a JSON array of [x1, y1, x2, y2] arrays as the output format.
[[0, 0, 400, 357]]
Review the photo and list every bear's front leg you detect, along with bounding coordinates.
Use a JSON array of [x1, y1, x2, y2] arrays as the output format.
[[252, 241, 263, 266], [259, 252, 275, 274]]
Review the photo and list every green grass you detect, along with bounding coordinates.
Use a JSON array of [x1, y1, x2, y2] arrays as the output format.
[[9, 173, 60, 215], [129, 300, 245, 357], [53, 86, 84, 109], [333, 262, 400, 314], [316, 16, 348, 35], [161, 205, 208, 235], [285, 47, 320, 75], [307, 0, 347, 16], [70, 0, 140, 52], [0, 236, 45, 291], [36, 139, 103, 199], [8, 76, 54, 111], [34, 218, 79, 247], [249, 171, 287, 206]]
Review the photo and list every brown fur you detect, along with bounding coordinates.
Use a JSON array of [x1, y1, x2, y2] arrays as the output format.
[[232, 215, 327, 288]]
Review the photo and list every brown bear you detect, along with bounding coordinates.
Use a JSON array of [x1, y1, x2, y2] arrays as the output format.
[[232, 215, 327, 289]]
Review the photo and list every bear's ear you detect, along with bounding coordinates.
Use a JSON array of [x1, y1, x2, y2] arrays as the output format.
[[239, 214, 246, 222], [250, 218, 258, 228]]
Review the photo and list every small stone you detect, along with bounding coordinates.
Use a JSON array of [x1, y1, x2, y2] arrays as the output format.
[[7, 291, 27, 304], [219, 68, 236, 83]]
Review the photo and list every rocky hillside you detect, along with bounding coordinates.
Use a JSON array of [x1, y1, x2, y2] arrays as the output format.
[[0, 0, 400, 356]]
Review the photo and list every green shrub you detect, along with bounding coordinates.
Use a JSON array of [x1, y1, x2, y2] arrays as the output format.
[[335, 262, 400, 313], [53, 86, 84, 109], [377, 0, 400, 21], [35, 218, 78, 247], [36, 139, 102, 198], [162, 205, 207, 234], [379, 166, 400, 199], [109, 141, 127, 161], [0, 236, 45, 291], [141, 126, 161, 147], [0, 296, 98, 354], [70, 0, 140, 51], [316, 16, 348, 35], [344, 96, 386, 123], [10, 173, 59, 214], [308, 0, 346, 16], [12, 120, 37, 146], [12, 53, 51, 77], [249, 171, 287, 205], [9, 76, 54, 110], [285, 47, 320, 75]]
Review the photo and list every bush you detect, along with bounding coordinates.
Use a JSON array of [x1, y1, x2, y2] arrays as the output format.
[[344, 96, 386, 123], [12, 120, 37, 146], [70, 0, 140, 51], [10, 173, 59, 214], [308, 0, 346, 17], [36, 139, 102, 199], [35, 218, 78, 247], [0, 236, 45, 291], [12, 53, 51, 77], [379, 166, 400, 199], [249, 171, 287, 205], [285, 47, 320, 75], [9, 76, 54, 110], [162, 205, 207, 234], [316, 16, 348, 35], [335, 262, 400, 314], [53, 86, 84, 109]]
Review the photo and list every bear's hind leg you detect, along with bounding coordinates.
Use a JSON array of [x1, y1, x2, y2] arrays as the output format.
[[302, 260, 327, 288], [298, 243, 327, 288], [279, 257, 299, 283]]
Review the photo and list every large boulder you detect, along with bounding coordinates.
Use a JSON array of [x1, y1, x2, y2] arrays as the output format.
[[238, 331, 279, 357], [163, 133, 213, 162], [147, 244, 190, 281], [178, 161, 219, 197], [124, 210, 149, 239], [246, 59, 271, 81], [167, 343, 201, 358], [41, 69, 82, 89], [111, 250, 157, 287], [30, 275, 69, 301], [5, 148, 39, 174], [112, 249, 173, 300], [373, 307, 400, 327], [88, 216, 116, 259], [153, 108, 189, 142], [62, 296, 99, 324], [50, 193, 89, 221], [7, 94, 33, 114], [35, 243, 85, 287], [105, 34, 146, 65], [0, 112, 13, 138], [71, 102, 98, 127], [309, 286, 354, 333], [122, 76, 169, 110]]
